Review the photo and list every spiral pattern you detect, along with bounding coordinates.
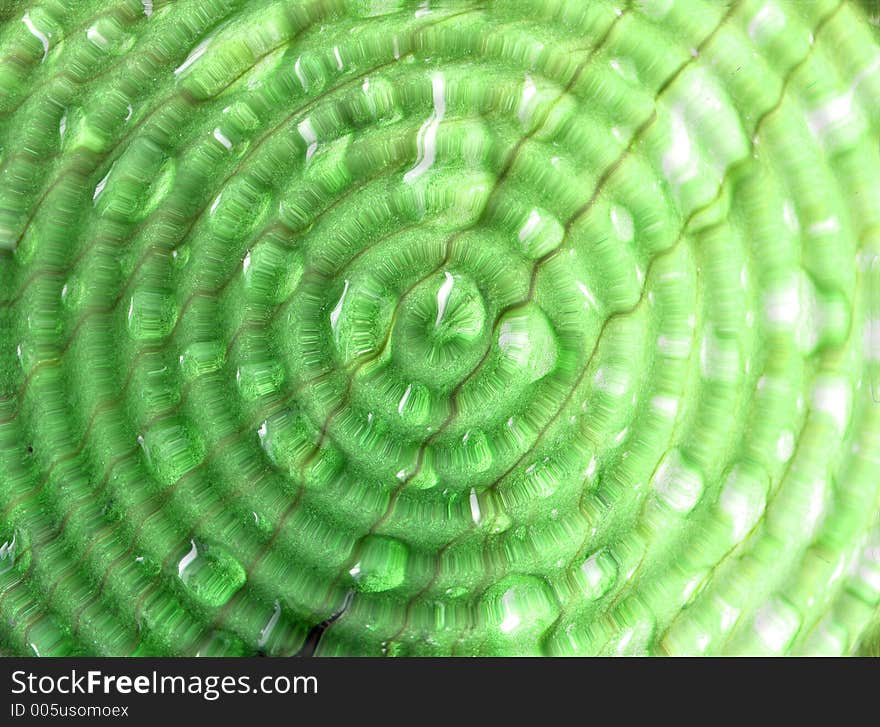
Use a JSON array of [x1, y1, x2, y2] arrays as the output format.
[[1, 0, 880, 657]]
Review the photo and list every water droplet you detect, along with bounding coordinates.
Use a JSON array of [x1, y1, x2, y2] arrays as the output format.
[[404, 73, 445, 183], [23, 12, 50, 61], [177, 540, 246, 608], [257, 600, 282, 649], [350, 536, 408, 592]]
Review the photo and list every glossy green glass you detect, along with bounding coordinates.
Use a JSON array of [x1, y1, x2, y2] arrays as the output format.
[[1, 0, 880, 656]]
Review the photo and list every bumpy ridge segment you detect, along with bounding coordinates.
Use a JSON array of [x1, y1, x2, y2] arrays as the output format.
[[0, 0, 879, 656]]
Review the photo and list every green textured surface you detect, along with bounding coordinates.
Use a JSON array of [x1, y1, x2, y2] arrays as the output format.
[[1, 0, 880, 656]]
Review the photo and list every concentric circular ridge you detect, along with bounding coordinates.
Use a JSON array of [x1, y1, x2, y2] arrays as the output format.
[[1, 0, 880, 656]]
